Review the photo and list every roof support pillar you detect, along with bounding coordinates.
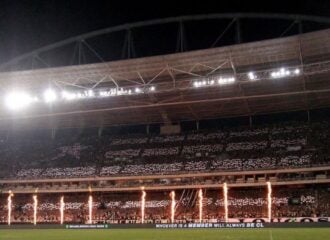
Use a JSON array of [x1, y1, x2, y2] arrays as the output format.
[[146, 125, 150, 135], [235, 18, 241, 44], [307, 110, 310, 123]]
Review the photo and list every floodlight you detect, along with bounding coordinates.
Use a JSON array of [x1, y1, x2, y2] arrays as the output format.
[[5, 91, 35, 110], [86, 89, 94, 97], [61, 91, 76, 100], [43, 89, 57, 103], [218, 77, 235, 85], [248, 72, 256, 80]]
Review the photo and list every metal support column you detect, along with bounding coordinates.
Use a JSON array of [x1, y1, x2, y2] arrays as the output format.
[[235, 18, 241, 44]]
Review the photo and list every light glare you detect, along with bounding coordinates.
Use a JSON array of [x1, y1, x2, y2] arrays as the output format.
[[248, 72, 256, 80], [61, 91, 77, 100], [270, 67, 300, 79], [43, 89, 57, 103], [218, 77, 235, 85], [5, 91, 35, 110]]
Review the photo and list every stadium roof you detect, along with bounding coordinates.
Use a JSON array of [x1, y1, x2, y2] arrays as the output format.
[[1, 28, 330, 129]]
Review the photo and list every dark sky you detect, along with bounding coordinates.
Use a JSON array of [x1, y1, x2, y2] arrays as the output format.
[[0, 0, 329, 64]]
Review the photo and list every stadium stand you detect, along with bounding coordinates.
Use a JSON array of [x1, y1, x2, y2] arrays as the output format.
[[0, 25, 330, 227], [1, 120, 329, 180], [0, 187, 329, 224]]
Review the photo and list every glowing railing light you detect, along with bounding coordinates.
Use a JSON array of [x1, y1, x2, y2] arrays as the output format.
[[150, 86, 155, 91], [43, 89, 57, 103]]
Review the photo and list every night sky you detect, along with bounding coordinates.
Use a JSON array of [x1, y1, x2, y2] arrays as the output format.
[[0, 0, 329, 65]]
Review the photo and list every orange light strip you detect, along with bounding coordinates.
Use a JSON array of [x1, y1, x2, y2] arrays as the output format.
[[88, 195, 93, 224], [170, 191, 176, 223], [7, 191, 13, 226], [60, 196, 65, 224], [33, 195, 38, 225], [267, 181, 272, 223], [223, 183, 228, 223], [141, 190, 146, 224], [198, 189, 203, 223]]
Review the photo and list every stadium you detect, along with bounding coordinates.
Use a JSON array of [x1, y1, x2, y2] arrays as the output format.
[[0, 8, 330, 240]]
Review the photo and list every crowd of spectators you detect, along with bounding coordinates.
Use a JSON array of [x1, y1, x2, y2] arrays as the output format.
[[0, 118, 329, 225], [0, 121, 329, 179]]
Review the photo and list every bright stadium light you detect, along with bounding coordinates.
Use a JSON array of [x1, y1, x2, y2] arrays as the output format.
[[248, 72, 257, 80], [5, 91, 36, 110], [76, 92, 84, 99], [61, 91, 77, 100], [270, 67, 300, 79], [150, 86, 155, 91], [135, 87, 141, 93], [99, 91, 110, 97], [86, 89, 94, 97], [43, 89, 57, 103], [218, 77, 235, 85], [193, 79, 217, 88]]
